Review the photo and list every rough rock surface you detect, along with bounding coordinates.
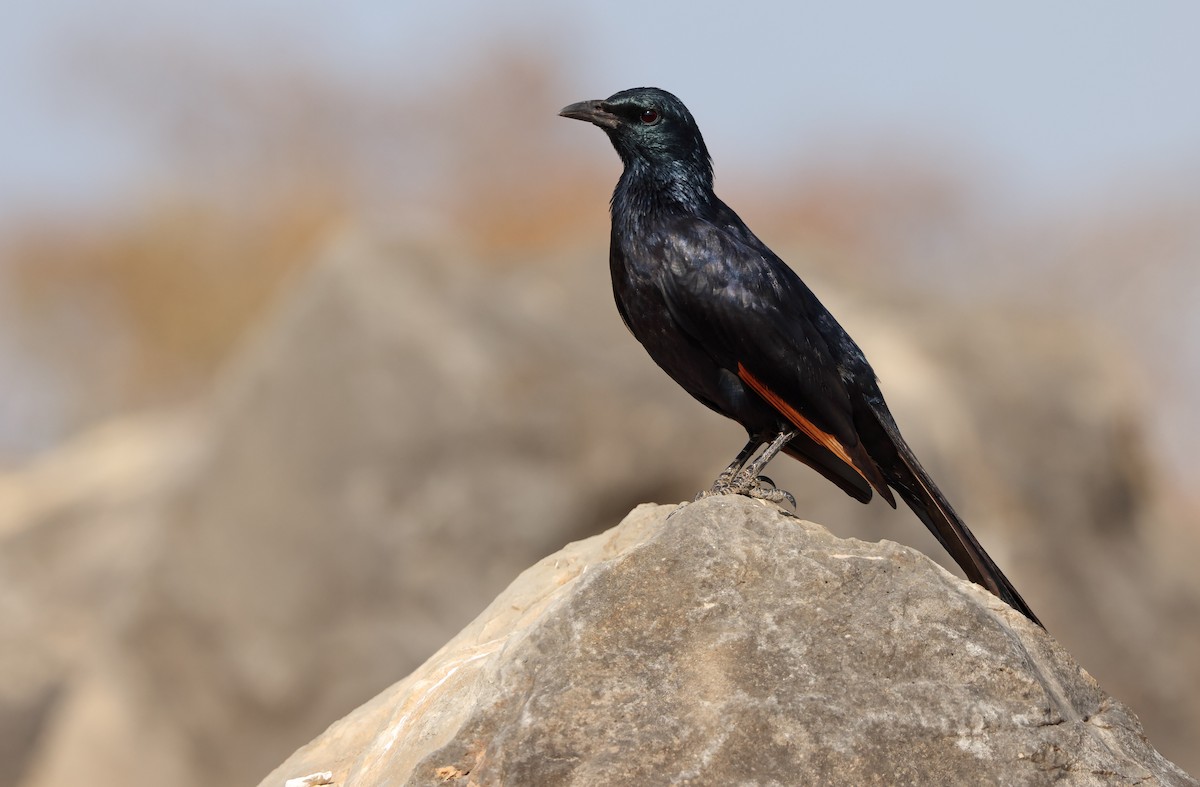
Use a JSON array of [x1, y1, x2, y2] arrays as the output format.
[[261, 496, 1195, 787]]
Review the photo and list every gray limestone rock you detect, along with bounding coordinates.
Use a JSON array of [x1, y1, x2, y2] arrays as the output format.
[[261, 496, 1196, 787]]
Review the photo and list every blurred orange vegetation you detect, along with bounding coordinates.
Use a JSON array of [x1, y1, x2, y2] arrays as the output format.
[[1, 38, 1196, 467], [8, 193, 343, 403], [0, 45, 614, 443]]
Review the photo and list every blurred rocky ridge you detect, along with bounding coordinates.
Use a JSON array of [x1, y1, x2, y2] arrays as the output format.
[[1, 228, 1198, 787]]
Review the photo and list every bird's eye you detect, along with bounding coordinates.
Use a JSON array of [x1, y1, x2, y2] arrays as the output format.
[[640, 108, 660, 125]]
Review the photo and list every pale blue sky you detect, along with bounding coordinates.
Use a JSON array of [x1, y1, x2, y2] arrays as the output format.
[[2, 1, 1199, 216]]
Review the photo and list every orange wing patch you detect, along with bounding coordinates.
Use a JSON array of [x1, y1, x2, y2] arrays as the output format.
[[737, 362, 871, 486]]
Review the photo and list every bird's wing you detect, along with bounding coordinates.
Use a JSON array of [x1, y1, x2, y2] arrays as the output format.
[[646, 214, 892, 501]]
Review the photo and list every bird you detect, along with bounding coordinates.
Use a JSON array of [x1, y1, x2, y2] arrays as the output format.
[[559, 86, 1041, 626]]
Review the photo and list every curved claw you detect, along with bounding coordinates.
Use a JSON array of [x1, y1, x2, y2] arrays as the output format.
[[747, 479, 796, 509]]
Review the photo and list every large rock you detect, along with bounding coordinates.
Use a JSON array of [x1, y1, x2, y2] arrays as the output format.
[[260, 496, 1195, 787]]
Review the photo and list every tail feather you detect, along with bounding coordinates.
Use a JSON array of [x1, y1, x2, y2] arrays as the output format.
[[890, 437, 1041, 626], [858, 404, 1043, 627]]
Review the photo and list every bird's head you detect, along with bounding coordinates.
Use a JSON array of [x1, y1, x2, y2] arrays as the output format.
[[559, 87, 713, 188]]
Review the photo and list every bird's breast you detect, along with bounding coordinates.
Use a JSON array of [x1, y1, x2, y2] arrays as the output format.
[[607, 239, 773, 430]]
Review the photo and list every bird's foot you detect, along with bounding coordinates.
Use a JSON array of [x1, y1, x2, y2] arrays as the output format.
[[694, 469, 736, 500], [695, 472, 795, 509], [740, 473, 796, 508]]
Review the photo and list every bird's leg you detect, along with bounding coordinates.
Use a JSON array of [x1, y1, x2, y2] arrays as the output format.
[[695, 436, 762, 502], [732, 428, 798, 506], [698, 429, 799, 506], [709, 436, 762, 490], [734, 428, 797, 485]]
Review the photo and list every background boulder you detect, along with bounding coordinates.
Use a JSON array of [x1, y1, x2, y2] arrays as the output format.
[[3, 232, 1198, 785]]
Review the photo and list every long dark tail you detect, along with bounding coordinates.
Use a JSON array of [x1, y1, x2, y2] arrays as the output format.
[[859, 406, 1043, 627]]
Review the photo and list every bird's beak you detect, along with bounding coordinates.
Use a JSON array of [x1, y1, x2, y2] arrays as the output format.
[[559, 100, 620, 130]]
